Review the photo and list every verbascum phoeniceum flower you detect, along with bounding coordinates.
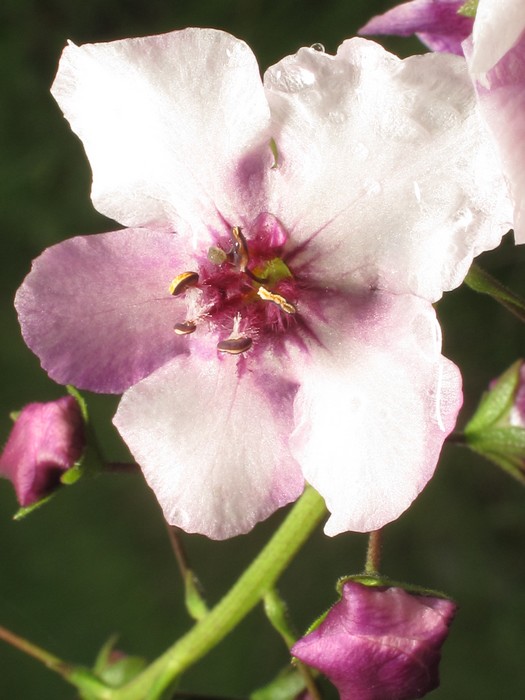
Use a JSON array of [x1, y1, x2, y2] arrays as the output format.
[[15, 29, 511, 539], [361, 0, 525, 244]]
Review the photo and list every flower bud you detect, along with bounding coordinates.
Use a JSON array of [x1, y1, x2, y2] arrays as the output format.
[[292, 581, 457, 700], [464, 359, 525, 483], [0, 396, 85, 506]]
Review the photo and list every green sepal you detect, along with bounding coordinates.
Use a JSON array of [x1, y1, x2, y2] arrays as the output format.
[[184, 570, 209, 621], [92, 635, 147, 690], [263, 588, 296, 648], [13, 492, 56, 521], [464, 360, 523, 434], [464, 264, 525, 324], [466, 427, 525, 485], [67, 385, 89, 422], [458, 0, 478, 18], [66, 385, 107, 478]]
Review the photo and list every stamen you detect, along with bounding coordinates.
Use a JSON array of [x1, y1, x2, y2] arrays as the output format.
[[208, 246, 228, 265], [257, 285, 296, 314], [217, 337, 253, 355], [231, 226, 249, 272], [174, 321, 197, 335], [169, 271, 199, 296]]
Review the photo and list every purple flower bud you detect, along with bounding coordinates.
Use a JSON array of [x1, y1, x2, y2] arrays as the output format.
[[292, 581, 457, 700], [0, 396, 85, 506]]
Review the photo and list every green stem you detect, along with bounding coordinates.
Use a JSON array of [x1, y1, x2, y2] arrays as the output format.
[[364, 530, 382, 575], [0, 626, 111, 699], [112, 486, 327, 700], [0, 625, 72, 677], [464, 263, 525, 324]]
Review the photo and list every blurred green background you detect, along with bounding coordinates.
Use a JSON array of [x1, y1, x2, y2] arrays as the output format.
[[1, 1, 525, 698]]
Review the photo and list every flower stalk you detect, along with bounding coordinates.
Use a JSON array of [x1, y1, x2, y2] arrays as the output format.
[[364, 529, 383, 575], [111, 486, 326, 700]]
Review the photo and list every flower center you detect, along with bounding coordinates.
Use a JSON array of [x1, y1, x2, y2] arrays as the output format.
[[169, 222, 298, 355]]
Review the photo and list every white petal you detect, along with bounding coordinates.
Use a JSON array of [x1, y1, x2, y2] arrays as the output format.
[[470, 0, 525, 74], [471, 34, 525, 244], [265, 38, 511, 301], [51, 29, 272, 243], [113, 355, 304, 539], [289, 292, 462, 535]]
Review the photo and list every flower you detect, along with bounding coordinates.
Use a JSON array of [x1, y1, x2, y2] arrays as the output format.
[[359, 0, 473, 56], [0, 396, 85, 506], [292, 581, 457, 700], [360, 0, 525, 71], [361, 1, 525, 244], [15, 29, 510, 538]]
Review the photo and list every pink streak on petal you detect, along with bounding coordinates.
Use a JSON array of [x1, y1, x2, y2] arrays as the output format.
[[113, 355, 304, 539], [289, 291, 462, 534], [0, 397, 85, 506], [15, 229, 191, 393], [359, 0, 471, 56], [292, 582, 457, 700]]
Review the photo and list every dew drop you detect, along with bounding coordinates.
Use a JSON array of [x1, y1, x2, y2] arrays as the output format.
[[310, 42, 325, 52]]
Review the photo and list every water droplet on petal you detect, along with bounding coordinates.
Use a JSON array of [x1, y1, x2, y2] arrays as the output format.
[[363, 179, 382, 197], [310, 43, 325, 52], [355, 143, 369, 161]]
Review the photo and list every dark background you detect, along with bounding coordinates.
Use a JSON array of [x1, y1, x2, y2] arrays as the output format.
[[1, 1, 525, 698]]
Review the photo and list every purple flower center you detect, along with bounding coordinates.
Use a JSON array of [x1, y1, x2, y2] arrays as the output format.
[[170, 214, 301, 355]]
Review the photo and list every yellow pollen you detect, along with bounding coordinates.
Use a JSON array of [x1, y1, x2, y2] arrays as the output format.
[[257, 285, 296, 314], [169, 271, 199, 296]]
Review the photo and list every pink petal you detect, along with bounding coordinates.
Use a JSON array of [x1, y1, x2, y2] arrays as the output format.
[[470, 35, 525, 244], [113, 355, 304, 539], [265, 38, 511, 302], [292, 582, 457, 700], [0, 397, 85, 506], [470, 0, 525, 74], [51, 29, 272, 241], [15, 229, 190, 393], [359, 0, 471, 55], [289, 292, 462, 535]]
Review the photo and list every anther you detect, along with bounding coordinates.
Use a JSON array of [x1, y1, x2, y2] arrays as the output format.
[[174, 321, 197, 335], [231, 226, 249, 272], [169, 271, 199, 296], [217, 337, 253, 355], [208, 246, 228, 265], [257, 286, 296, 314]]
